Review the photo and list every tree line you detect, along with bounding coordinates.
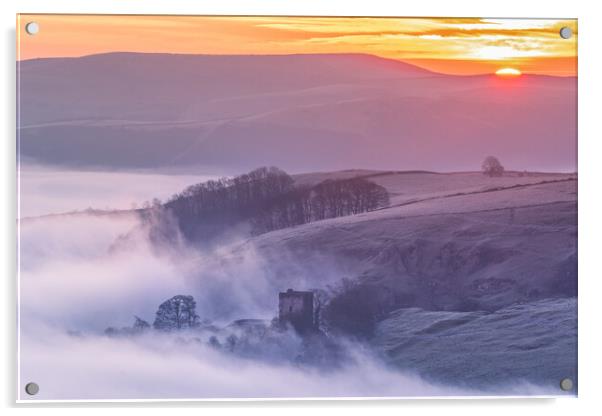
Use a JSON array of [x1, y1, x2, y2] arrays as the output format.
[[164, 166, 390, 240], [251, 176, 390, 234]]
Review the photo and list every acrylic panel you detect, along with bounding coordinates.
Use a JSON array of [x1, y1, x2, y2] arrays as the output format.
[[16, 15, 578, 401]]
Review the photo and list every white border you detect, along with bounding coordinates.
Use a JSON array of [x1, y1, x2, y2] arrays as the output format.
[[3, 0, 602, 413]]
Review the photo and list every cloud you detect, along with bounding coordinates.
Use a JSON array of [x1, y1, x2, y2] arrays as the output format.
[[19, 15, 576, 76]]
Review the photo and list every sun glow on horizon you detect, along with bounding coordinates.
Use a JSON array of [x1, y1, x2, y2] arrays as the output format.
[[495, 67, 522, 77], [17, 15, 577, 76]]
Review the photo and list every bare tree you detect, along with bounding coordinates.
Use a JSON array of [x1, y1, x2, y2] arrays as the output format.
[[153, 295, 200, 331], [251, 176, 390, 234], [482, 156, 505, 177], [132, 316, 150, 332], [312, 289, 330, 330]]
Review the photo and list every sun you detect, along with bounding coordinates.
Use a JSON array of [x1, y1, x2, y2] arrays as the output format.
[[495, 68, 522, 77]]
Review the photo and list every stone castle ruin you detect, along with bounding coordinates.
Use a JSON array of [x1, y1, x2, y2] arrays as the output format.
[[278, 289, 315, 333]]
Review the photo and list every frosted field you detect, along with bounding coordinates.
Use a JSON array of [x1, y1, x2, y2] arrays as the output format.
[[294, 169, 576, 205], [374, 298, 576, 393]]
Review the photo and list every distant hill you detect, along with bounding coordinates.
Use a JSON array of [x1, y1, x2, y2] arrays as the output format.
[[18, 52, 436, 126], [18, 52, 576, 172]]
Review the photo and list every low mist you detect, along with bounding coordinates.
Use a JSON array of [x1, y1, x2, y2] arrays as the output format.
[[19, 209, 482, 400], [18, 164, 220, 217], [21, 329, 482, 400]]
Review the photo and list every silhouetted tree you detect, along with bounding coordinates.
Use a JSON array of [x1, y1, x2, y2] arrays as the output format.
[[104, 316, 151, 337], [132, 316, 151, 332], [153, 295, 200, 331], [226, 334, 237, 352], [208, 335, 221, 349], [251, 177, 390, 234], [312, 289, 330, 330], [482, 156, 505, 177]]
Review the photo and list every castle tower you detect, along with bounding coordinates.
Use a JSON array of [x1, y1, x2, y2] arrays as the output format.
[[278, 289, 314, 333]]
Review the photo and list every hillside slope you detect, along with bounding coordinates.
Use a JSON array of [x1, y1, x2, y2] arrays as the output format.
[[199, 172, 576, 326]]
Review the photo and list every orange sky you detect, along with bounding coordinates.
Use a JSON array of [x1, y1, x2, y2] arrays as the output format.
[[17, 15, 577, 76]]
